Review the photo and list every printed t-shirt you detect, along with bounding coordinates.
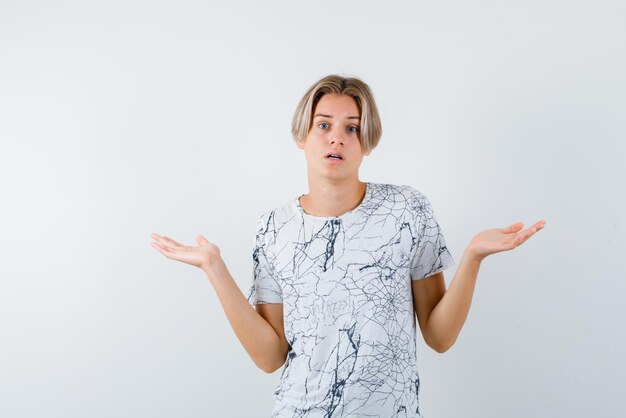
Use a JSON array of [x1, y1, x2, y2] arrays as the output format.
[[247, 181, 456, 418]]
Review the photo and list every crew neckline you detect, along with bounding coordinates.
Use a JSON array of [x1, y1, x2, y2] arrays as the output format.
[[294, 182, 371, 221]]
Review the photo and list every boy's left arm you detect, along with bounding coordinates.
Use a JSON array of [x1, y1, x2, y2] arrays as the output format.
[[412, 249, 481, 353], [412, 219, 546, 353]]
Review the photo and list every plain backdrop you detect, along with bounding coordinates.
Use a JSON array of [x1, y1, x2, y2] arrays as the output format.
[[1, 1, 624, 417]]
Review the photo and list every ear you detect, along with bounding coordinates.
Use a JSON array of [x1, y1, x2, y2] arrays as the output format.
[[296, 139, 305, 150]]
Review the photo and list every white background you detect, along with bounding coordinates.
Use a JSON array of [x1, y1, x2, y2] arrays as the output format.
[[1, 1, 624, 417]]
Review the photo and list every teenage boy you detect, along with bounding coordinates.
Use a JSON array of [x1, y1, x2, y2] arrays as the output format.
[[151, 75, 545, 417]]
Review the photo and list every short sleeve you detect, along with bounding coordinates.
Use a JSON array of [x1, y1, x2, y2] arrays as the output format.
[[246, 215, 283, 306], [409, 192, 456, 280]]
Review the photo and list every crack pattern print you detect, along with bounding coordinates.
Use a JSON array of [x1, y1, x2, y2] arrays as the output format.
[[247, 182, 456, 418]]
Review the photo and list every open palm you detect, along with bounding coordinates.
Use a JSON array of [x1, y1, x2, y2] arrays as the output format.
[[150, 233, 221, 271], [468, 220, 546, 262]]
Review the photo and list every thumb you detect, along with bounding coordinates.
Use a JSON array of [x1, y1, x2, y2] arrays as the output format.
[[196, 235, 210, 245]]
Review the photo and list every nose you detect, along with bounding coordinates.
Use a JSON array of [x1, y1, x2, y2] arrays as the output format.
[[329, 126, 345, 145]]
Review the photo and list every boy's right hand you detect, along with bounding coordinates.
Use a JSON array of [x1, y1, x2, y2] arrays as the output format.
[[150, 233, 222, 272]]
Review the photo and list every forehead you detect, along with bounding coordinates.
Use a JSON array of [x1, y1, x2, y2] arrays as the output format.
[[314, 94, 360, 116]]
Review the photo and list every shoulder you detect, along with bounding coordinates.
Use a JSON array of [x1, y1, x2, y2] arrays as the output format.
[[370, 181, 424, 197], [376, 183, 439, 226], [373, 182, 431, 208], [254, 197, 300, 243], [256, 197, 294, 226], [398, 183, 427, 200]]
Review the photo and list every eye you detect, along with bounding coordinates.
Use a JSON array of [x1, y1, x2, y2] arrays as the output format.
[[347, 126, 359, 133], [318, 122, 330, 129]]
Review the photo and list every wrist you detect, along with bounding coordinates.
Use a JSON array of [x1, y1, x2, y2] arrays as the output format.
[[464, 247, 485, 264], [202, 257, 227, 278]]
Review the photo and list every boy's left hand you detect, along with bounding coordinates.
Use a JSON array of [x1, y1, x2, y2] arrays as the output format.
[[467, 220, 546, 262]]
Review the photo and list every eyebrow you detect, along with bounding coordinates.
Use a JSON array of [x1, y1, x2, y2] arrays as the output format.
[[314, 113, 360, 120]]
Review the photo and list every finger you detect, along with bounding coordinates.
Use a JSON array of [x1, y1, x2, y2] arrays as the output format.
[[151, 233, 168, 244], [152, 233, 183, 248], [151, 242, 176, 255], [502, 222, 524, 234], [515, 226, 541, 246], [161, 235, 184, 247], [150, 234, 173, 251], [151, 234, 185, 252], [521, 221, 546, 238]]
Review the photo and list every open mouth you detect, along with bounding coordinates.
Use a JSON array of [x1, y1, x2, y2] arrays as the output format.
[[326, 153, 343, 161]]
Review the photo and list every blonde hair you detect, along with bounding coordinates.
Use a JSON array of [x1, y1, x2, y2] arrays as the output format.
[[291, 74, 382, 154]]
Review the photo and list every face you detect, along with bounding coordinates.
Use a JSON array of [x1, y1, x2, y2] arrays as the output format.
[[297, 93, 371, 181]]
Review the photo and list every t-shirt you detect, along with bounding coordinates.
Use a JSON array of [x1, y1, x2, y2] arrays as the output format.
[[246, 181, 456, 418]]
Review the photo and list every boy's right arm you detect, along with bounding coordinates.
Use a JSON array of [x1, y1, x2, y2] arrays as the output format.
[[203, 259, 289, 373]]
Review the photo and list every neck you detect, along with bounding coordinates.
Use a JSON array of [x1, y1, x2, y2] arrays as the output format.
[[299, 178, 367, 217]]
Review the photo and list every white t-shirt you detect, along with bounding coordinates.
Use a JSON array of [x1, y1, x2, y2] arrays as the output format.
[[247, 181, 456, 418]]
